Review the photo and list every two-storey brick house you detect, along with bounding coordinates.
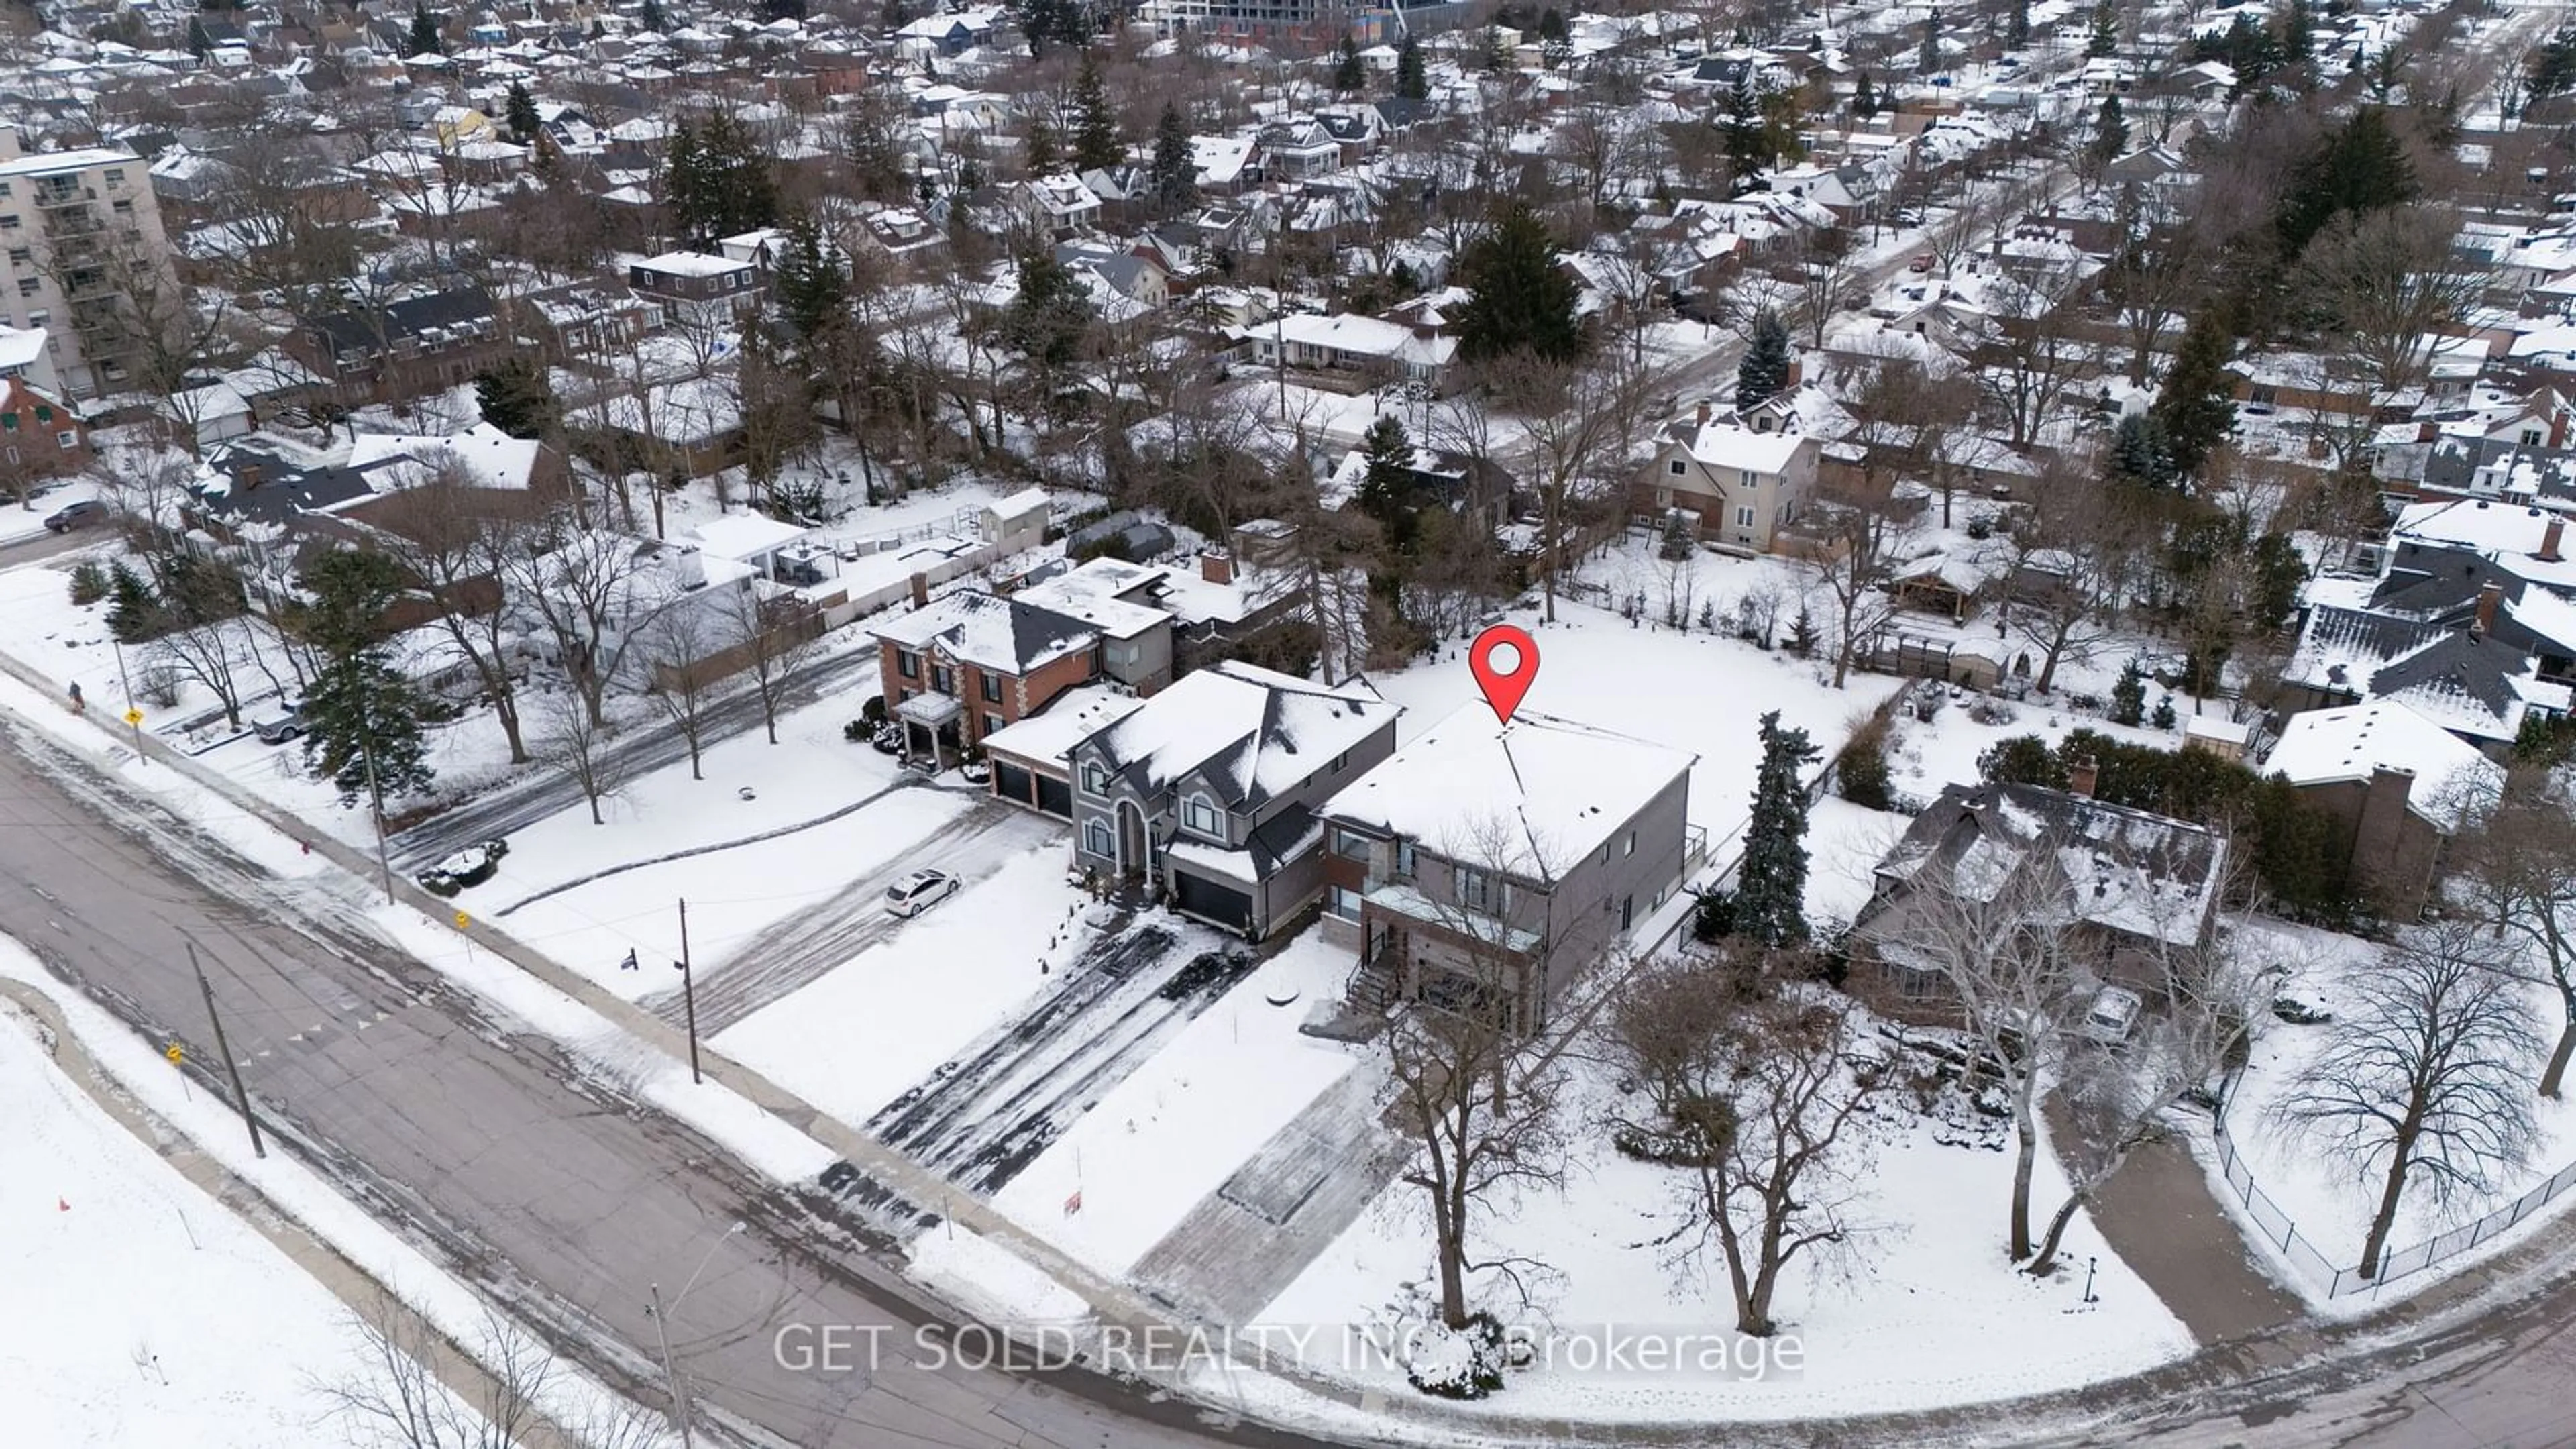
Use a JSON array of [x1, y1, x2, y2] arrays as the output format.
[[871, 589, 1102, 767], [1317, 708, 1699, 1033], [1067, 661, 1397, 938]]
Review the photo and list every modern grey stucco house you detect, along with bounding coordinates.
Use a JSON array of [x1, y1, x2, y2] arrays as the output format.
[[1066, 661, 1399, 938]]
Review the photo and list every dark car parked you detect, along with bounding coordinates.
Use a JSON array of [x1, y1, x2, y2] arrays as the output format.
[[43, 500, 107, 533]]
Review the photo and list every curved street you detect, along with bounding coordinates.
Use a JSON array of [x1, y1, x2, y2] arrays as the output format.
[[9, 706, 2576, 1449]]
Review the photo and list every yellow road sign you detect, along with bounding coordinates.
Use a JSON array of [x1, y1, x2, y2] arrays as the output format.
[[454, 910, 471, 930], [123, 708, 143, 726], [164, 1042, 183, 1065]]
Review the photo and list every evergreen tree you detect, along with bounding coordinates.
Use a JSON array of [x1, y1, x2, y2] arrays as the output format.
[[2087, 93, 2129, 168], [771, 209, 847, 339], [639, 0, 667, 31], [407, 1, 441, 56], [1919, 9, 1941, 74], [2273, 107, 2416, 257], [1069, 53, 1122, 173], [2151, 694, 2178, 730], [2153, 307, 2239, 481], [1354, 415, 1421, 557], [105, 560, 156, 643], [2530, 28, 2576, 103], [2249, 533, 2306, 627], [1735, 710, 1821, 946], [1658, 509, 1693, 561], [2107, 411, 2176, 489], [1720, 73, 1779, 191], [2086, 0, 2117, 58], [1735, 307, 1792, 411], [1454, 201, 1585, 366], [1150, 102, 1197, 209], [2006, 0, 2029, 50], [1851, 69, 1878, 119], [1335, 34, 1364, 93], [2278, 0, 2313, 62], [474, 358, 558, 439], [1539, 6, 1566, 41], [663, 110, 781, 250], [1395, 36, 1428, 101], [292, 551, 436, 811], [998, 249, 1097, 414], [504, 80, 541, 142], [2110, 657, 2148, 725], [1024, 112, 1062, 176]]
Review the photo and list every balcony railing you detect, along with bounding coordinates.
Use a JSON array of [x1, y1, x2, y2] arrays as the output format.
[[31, 182, 93, 209]]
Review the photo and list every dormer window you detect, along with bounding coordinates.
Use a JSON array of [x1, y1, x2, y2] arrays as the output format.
[[1081, 760, 1111, 795]]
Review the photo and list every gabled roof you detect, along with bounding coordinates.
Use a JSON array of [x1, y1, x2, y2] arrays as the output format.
[[870, 589, 1097, 676], [1081, 660, 1392, 812], [2264, 701, 2502, 830], [1864, 782, 2228, 949]]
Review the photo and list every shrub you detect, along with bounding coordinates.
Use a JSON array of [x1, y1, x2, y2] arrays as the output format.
[[1690, 888, 1738, 943], [419, 838, 509, 896], [1405, 1312, 1509, 1400], [2151, 694, 2178, 729], [861, 694, 888, 726], [1966, 696, 2017, 726], [843, 719, 869, 742], [1838, 714, 1894, 811], [68, 561, 109, 606]]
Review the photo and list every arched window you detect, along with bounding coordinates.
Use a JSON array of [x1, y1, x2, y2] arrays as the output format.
[[1182, 792, 1220, 837], [1083, 818, 1114, 857]]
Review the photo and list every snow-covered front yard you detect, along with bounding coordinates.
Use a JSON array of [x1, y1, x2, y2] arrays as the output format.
[[2212, 918, 2576, 1306], [1256, 1049, 2196, 1421]]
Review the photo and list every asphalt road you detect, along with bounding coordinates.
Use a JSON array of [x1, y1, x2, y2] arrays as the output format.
[[0, 521, 99, 568], [384, 644, 885, 873], [0, 716, 1330, 1449]]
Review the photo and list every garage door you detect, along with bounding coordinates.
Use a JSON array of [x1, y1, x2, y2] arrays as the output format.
[[1036, 773, 1072, 818], [1173, 871, 1253, 933], [994, 761, 1033, 808]]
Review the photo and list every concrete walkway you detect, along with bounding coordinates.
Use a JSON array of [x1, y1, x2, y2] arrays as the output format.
[[2059, 1099, 2303, 1347]]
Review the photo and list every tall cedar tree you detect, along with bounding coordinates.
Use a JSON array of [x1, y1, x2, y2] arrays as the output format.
[[771, 210, 847, 340], [293, 551, 436, 810], [1721, 75, 1776, 191], [2006, 0, 2029, 48], [1919, 12, 1940, 74], [1395, 36, 1429, 100], [504, 80, 540, 141], [2279, 0, 2313, 61], [1735, 711, 1821, 946], [1070, 54, 1122, 174], [999, 248, 1097, 414], [407, 1, 441, 55], [2107, 411, 2176, 488], [1455, 202, 1586, 366], [2275, 107, 2416, 257], [665, 111, 781, 251], [1354, 414, 1421, 557], [2531, 28, 2576, 103], [2152, 308, 2239, 481], [1335, 34, 1364, 93], [1024, 112, 1063, 176], [1736, 308, 1792, 411], [2088, 93, 2129, 168], [1150, 103, 1197, 209], [2087, 1, 2117, 58], [639, 0, 667, 30], [1851, 70, 1878, 119], [474, 358, 557, 439]]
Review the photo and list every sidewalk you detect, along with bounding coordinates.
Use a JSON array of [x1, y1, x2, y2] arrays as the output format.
[[2054, 1097, 2302, 1348]]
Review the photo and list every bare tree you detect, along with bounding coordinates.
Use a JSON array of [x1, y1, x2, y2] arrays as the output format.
[[724, 586, 823, 745], [1976, 267, 2103, 450], [2451, 779, 2576, 1096], [537, 686, 625, 826], [1999, 456, 2149, 693], [643, 606, 721, 780], [362, 463, 539, 763], [511, 524, 645, 727], [2269, 919, 2545, 1279], [1487, 349, 1667, 624], [1872, 850, 2084, 1259], [2097, 186, 2204, 386], [1786, 225, 1862, 350], [1847, 347, 1982, 529], [1792, 474, 1909, 690], [315, 1291, 661, 1449], [2305, 207, 2491, 398], [1613, 953, 1886, 1335]]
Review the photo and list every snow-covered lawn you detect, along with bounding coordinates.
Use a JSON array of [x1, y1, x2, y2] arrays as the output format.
[[1257, 1053, 2196, 1421], [1, 476, 98, 544], [0, 995, 429, 1448], [714, 844, 1101, 1123], [1371, 588, 1906, 857], [2214, 918, 2576, 1302], [989, 930, 1364, 1276]]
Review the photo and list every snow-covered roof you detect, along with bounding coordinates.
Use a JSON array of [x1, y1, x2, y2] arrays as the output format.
[[1322, 705, 1697, 883], [2263, 700, 2502, 830], [1081, 661, 1393, 810], [1665, 416, 1811, 475], [1014, 557, 1172, 639], [631, 248, 753, 278], [978, 685, 1144, 768], [871, 589, 1097, 675], [345, 423, 538, 492], [686, 511, 808, 562]]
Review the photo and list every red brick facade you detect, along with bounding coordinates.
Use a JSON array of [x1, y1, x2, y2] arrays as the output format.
[[878, 637, 1102, 752], [0, 376, 87, 483]]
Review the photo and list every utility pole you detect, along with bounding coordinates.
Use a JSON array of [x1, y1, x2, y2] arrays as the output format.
[[358, 682, 396, 905], [188, 943, 265, 1159], [110, 636, 147, 765], [677, 897, 700, 1084], [646, 1282, 695, 1449]]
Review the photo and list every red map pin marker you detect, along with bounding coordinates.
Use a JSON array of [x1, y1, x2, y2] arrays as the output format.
[[1469, 624, 1540, 725]]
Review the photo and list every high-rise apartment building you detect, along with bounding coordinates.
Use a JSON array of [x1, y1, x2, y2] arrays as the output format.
[[0, 125, 180, 399]]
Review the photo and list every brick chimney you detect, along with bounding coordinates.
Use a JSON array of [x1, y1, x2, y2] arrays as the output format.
[[1695, 398, 1712, 427], [2474, 580, 2504, 635], [2067, 756, 2098, 798], [909, 571, 930, 609], [2542, 514, 2566, 564], [1200, 551, 1236, 585], [237, 463, 262, 490]]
